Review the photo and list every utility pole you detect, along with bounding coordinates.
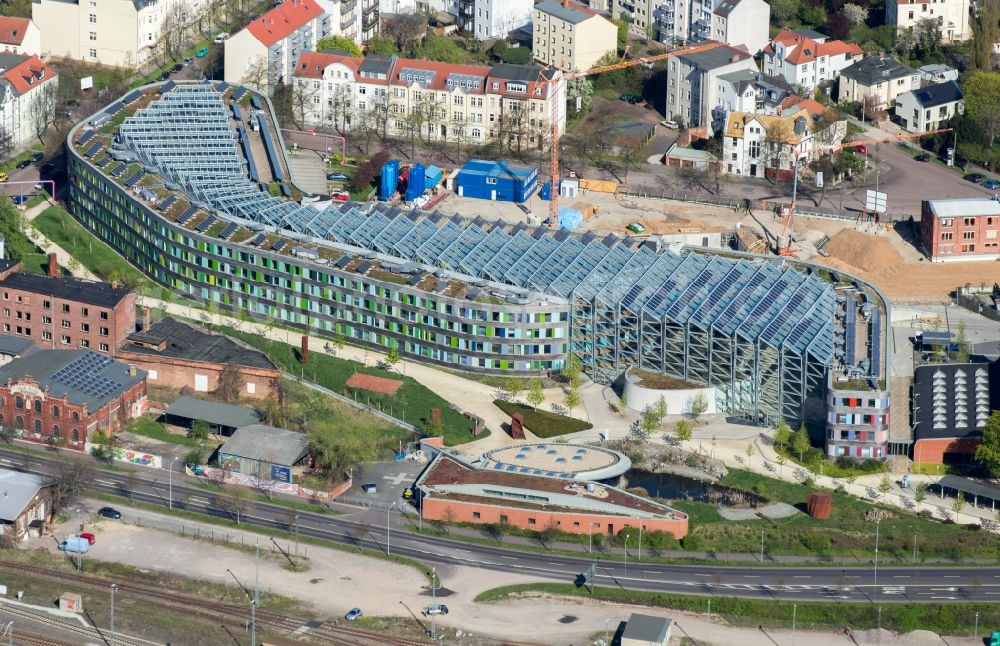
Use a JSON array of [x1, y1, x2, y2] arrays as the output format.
[[707, 598, 712, 646], [638, 524, 642, 561], [873, 518, 881, 604], [975, 611, 979, 643], [623, 535, 629, 583], [759, 530, 765, 564], [387, 501, 398, 556], [431, 566, 437, 639], [792, 603, 797, 646], [110, 584, 118, 646], [168, 456, 178, 511], [294, 513, 300, 563], [226, 544, 259, 646]]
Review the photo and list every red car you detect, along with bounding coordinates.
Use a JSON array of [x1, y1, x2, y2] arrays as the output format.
[[79, 532, 96, 545], [856, 145, 868, 155], [331, 191, 349, 201]]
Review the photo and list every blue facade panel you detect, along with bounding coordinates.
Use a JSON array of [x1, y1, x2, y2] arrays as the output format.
[[455, 159, 538, 203]]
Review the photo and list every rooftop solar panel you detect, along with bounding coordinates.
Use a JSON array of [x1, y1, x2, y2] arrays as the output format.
[[335, 255, 351, 269], [158, 80, 176, 94], [232, 86, 247, 101], [215, 81, 229, 93], [250, 95, 262, 110], [219, 222, 239, 239], [158, 196, 176, 211], [271, 239, 287, 252], [96, 156, 111, 168], [83, 142, 102, 158], [280, 183, 291, 197], [125, 170, 144, 187], [195, 216, 216, 233], [357, 261, 372, 274], [433, 279, 448, 293], [249, 233, 266, 246], [407, 274, 422, 286], [105, 102, 125, 116], [176, 206, 198, 225], [51, 353, 123, 402], [110, 162, 126, 177], [123, 90, 142, 104], [75, 130, 95, 146]]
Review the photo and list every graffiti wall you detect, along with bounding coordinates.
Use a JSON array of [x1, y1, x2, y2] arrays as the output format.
[[84, 443, 162, 469], [196, 466, 349, 501]]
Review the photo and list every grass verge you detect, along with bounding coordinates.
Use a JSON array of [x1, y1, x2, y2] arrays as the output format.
[[125, 414, 201, 447], [493, 399, 592, 437], [474, 583, 997, 634]]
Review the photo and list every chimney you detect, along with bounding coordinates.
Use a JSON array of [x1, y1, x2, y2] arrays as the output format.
[[111, 280, 119, 289], [128, 365, 137, 376], [46, 253, 57, 278], [143, 307, 151, 331], [300, 335, 309, 364]]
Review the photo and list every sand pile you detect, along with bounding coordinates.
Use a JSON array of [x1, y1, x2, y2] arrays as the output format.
[[825, 230, 903, 274]]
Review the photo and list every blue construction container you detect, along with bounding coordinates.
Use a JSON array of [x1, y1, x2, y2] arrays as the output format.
[[455, 159, 538, 203], [424, 165, 444, 190], [539, 182, 552, 200], [405, 163, 426, 202], [380, 160, 400, 201]]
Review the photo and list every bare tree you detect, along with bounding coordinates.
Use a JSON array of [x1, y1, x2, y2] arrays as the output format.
[[382, 12, 427, 52], [240, 55, 270, 92], [216, 485, 255, 525], [49, 460, 94, 516], [326, 84, 354, 134], [27, 81, 57, 144], [159, 1, 193, 63], [0, 126, 13, 160], [216, 363, 244, 403], [290, 79, 320, 130]]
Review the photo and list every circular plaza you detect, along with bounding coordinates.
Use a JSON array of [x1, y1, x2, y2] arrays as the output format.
[[479, 443, 631, 482]]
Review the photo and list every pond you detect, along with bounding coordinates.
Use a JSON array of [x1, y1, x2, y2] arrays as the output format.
[[626, 470, 766, 507]]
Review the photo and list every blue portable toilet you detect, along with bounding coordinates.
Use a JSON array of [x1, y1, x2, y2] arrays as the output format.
[[540, 182, 552, 200], [405, 163, 426, 202], [379, 160, 400, 201]]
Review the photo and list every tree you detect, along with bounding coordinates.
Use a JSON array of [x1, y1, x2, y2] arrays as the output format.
[[792, 426, 811, 461], [415, 33, 468, 64], [689, 392, 708, 420], [841, 3, 868, 26], [240, 55, 270, 90], [50, 460, 93, 516], [769, 0, 800, 24], [951, 492, 966, 517], [653, 396, 668, 422], [566, 77, 594, 115], [962, 72, 1000, 150], [366, 34, 399, 55], [159, 0, 193, 62], [505, 377, 524, 401], [764, 121, 792, 173], [773, 419, 792, 452], [975, 411, 1000, 477], [745, 443, 755, 459], [878, 474, 892, 494], [564, 385, 581, 410], [217, 485, 255, 525], [612, 17, 630, 52], [970, 0, 999, 70], [500, 47, 532, 65], [675, 419, 693, 442], [216, 363, 244, 403], [0, 200, 32, 261], [0, 0, 32, 17], [956, 321, 970, 363], [526, 379, 545, 409], [382, 12, 427, 52], [385, 346, 400, 370], [316, 36, 362, 56], [914, 482, 928, 504], [640, 406, 659, 435], [561, 354, 583, 387], [188, 419, 210, 440], [27, 82, 57, 144]]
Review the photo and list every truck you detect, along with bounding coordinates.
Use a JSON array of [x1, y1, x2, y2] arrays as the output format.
[[58, 536, 91, 554]]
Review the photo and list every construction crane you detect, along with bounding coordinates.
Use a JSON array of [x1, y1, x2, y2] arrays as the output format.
[[776, 127, 953, 255], [547, 42, 722, 225]]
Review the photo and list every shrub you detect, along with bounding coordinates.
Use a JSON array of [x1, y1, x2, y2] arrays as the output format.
[[188, 419, 210, 440], [184, 448, 204, 466], [800, 532, 832, 554]]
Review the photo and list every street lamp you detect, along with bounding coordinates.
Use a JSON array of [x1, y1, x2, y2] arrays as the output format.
[[387, 501, 398, 556], [110, 584, 118, 646], [873, 518, 881, 604], [168, 456, 178, 511], [785, 116, 809, 252], [623, 535, 629, 582]]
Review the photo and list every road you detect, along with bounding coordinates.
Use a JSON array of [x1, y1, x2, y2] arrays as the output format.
[[7, 447, 998, 604]]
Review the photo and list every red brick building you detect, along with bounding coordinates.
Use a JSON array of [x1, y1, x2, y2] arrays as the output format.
[[0, 349, 147, 450], [0, 256, 136, 355], [116, 317, 279, 399], [920, 198, 1000, 261], [0, 470, 52, 542], [415, 454, 689, 538]]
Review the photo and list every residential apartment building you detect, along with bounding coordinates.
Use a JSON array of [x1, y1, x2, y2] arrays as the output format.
[[761, 29, 863, 92], [472, 0, 534, 40], [894, 80, 963, 133], [713, 70, 791, 131], [0, 17, 40, 57], [887, 0, 971, 43], [293, 52, 566, 148], [837, 55, 920, 110], [0, 53, 57, 147], [32, 0, 198, 66], [532, 0, 617, 72], [722, 109, 815, 178], [919, 198, 1000, 262], [0, 258, 136, 355], [653, 0, 769, 54], [224, 0, 334, 94], [664, 42, 756, 131]]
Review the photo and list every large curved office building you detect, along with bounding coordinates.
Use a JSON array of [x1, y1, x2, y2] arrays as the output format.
[[67, 82, 893, 458]]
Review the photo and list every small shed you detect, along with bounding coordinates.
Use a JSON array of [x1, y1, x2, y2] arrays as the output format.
[[621, 613, 673, 646], [163, 396, 260, 436], [219, 424, 310, 483]]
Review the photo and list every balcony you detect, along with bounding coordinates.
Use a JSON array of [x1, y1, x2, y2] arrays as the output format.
[[460, 4, 473, 16], [362, 12, 378, 29], [340, 1, 353, 15], [362, 2, 377, 15], [342, 13, 356, 28]]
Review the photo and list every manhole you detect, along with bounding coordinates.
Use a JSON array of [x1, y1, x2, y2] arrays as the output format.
[[558, 615, 577, 624], [309, 578, 324, 584]]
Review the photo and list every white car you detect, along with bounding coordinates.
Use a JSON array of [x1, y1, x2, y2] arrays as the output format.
[[660, 119, 680, 129], [213, 32, 229, 44]]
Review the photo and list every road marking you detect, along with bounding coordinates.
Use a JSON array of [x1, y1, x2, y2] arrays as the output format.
[[942, 575, 960, 579], [500, 556, 517, 560], [793, 576, 810, 579], [382, 472, 411, 486], [644, 570, 659, 575], [693, 573, 709, 577], [893, 576, 910, 579], [743, 575, 759, 578]]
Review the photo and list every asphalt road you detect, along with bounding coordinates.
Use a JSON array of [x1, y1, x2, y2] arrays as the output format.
[[7, 447, 997, 604]]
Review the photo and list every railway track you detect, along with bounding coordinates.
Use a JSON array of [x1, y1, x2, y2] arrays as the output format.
[[0, 560, 431, 645], [0, 599, 143, 646]]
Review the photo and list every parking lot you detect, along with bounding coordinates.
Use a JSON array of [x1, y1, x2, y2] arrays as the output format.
[[339, 458, 428, 509]]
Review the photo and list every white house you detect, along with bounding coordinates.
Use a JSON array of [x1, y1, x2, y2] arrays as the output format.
[[887, 0, 971, 43], [653, 0, 769, 54], [0, 53, 57, 147], [473, 0, 533, 40], [723, 109, 815, 179], [894, 80, 963, 133], [837, 55, 920, 111], [224, 0, 332, 94], [714, 70, 792, 123], [0, 17, 40, 57], [761, 29, 863, 92]]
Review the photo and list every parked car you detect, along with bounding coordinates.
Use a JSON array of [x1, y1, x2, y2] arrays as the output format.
[[0, 172, 9, 183], [183, 57, 194, 66], [196, 47, 209, 57], [327, 172, 350, 181], [30, 152, 43, 163], [171, 63, 183, 73], [213, 32, 229, 44], [660, 119, 679, 129], [345, 608, 363, 621], [914, 153, 931, 162], [15, 159, 30, 169], [855, 145, 868, 155], [361, 483, 377, 493], [98, 507, 122, 519], [983, 179, 1000, 190], [619, 93, 642, 104], [331, 191, 350, 201], [424, 605, 448, 616], [79, 532, 96, 545], [964, 172, 987, 183], [157, 71, 170, 81]]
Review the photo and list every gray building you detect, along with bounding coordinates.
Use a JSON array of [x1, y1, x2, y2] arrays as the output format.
[[219, 424, 310, 483], [163, 396, 261, 436], [664, 43, 757, 129], [621, 613, 673, 646]]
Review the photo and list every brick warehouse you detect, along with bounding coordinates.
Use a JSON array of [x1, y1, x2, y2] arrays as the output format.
[[116, 316, 279, 399], [0, 349, 146, 450], [0, 254, 136, 355], [415, 454, 689, 538]]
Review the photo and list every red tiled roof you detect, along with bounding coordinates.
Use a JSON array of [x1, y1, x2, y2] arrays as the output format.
[[246, 0, 324, 47], [780, 95, 828, 117], [389, 56, 491, 92], [0, 17, 30, 46], [770, 29, 863, 65], [1, 55, 53, 96], [566, 0, 597, 16], [294, 51, 361, 79]]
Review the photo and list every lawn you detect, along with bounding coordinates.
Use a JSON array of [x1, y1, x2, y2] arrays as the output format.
[[493, 399, 593, 438], [219, 326, 480, 446], [677, 469, 1000, 560], [124, 414, 201, 447], [476, 583, 998, 635]]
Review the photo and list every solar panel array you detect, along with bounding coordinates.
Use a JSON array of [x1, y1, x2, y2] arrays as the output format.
[[215, 81, 229, 93], [195, 215, 216, 232], [219, 222, 239, 239], [96, 157, 111, 168], [76, 130, 94, 146], [176, 206, 198, 225], [257, 112, 284, 181], [84, 142, 102, 157], [123, 90, 142, 104], [232, 86, 247, 101], [249, 233, 266, 246], [124, 170, 144, 187], [111, 162, 126, 177], [845, 296, 856, 366], [105, 101, 125, 117], [159, 195, 176, 211], [272, 239, 287, 252], [159, 80, 176, 94], [50, 353, 124, 403]]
